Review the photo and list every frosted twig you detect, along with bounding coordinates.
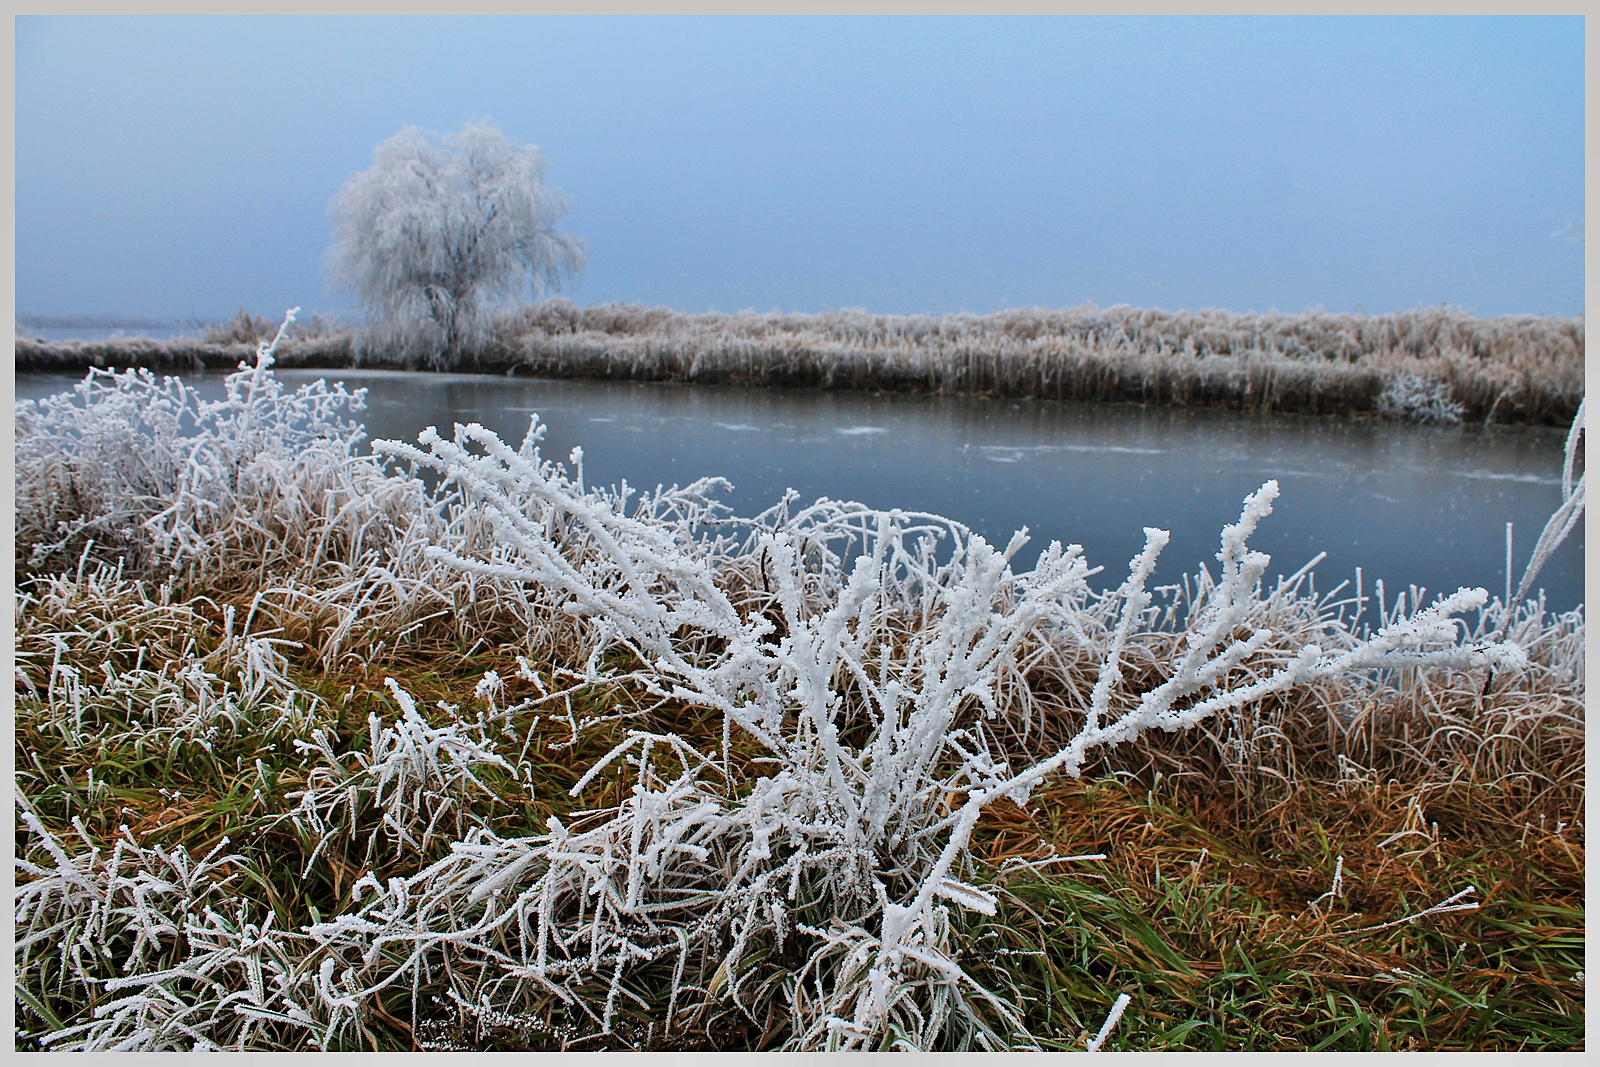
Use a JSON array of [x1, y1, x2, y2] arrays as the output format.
[[1348, 886, 1481, 935], [1086, 992, 1131, 1052]]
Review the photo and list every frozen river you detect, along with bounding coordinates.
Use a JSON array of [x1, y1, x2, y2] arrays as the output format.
[[17, 368, 1585, 617]]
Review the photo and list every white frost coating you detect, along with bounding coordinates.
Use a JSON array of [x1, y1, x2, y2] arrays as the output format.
[[1085, 992, 1131, 1052], [15, 801, 343, 1052], [1375, 373, 1465, 423], [15, 308, 372, 576], [327, 120, 586, 367], [288, 678, 515, 872], [1507, 397, 1585, 614], [328, 421, 1523, 1051], [15, 348, 1553, 1051]]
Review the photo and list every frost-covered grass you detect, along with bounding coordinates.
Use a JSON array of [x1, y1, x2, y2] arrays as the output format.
[[483, 301, 1583, 425], [1375, 373, 1466, 423], [15, 300, 1585, 424], [14, 318, 1585, 1050]]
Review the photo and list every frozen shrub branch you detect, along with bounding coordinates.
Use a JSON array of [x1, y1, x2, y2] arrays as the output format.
[[332, 418, 1525, 1049], [1376, 374, 1465, 423], [15, 308, 371, 576], [1511, 398, 1585, 610]]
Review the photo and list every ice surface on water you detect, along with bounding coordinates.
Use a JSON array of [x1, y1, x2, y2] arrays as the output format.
[[12, 367, 1584, 614], [1255, 468, 1324, 480], [977, 443, 1166, 456], [1455, 469, 1562, 486]]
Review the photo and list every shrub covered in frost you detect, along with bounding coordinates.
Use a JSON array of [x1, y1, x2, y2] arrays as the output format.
[[1375, 373, 1465, 423], [14, 310, 372, 576], [299, 419, 1522, 1050]]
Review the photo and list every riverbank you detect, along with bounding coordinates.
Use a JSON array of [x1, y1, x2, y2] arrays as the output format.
[[14, 343, 1585, 1051], [15, 301, 1585, 425], [17, 562, 1584, 1050]]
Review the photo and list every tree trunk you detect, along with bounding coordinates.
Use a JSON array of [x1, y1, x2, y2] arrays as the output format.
[[423, 285, 458, 369]]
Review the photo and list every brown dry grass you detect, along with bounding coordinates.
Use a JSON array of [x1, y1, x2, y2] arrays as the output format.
[[481, 301, 1582, 424], [16, 300, 1584, 423]]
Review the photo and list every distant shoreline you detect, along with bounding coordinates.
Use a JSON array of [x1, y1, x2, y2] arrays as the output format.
[[15, 301, 1584, 426], [16, 314, 219, 332]]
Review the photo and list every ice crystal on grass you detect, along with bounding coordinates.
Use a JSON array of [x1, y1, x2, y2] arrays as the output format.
[[15, 806, 337, 1052], [15, 309, 370, 576], [13, 345, 1566, 1051], [315, 417, 1524, 1050], [1375, 373, 1465, 423], [288, 678, 515, 871]]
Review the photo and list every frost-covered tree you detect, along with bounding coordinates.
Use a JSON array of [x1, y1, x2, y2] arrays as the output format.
[[327, 120, 586, 367]]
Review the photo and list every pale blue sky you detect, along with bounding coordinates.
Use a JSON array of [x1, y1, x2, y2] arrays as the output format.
[[15, 15, 1585, 321]]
